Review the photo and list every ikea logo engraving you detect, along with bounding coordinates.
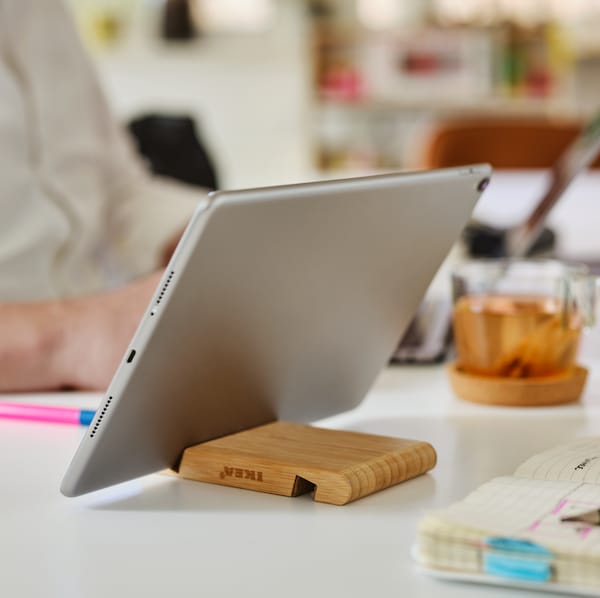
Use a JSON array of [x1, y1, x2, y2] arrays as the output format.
[[220, 466, 264, 482]]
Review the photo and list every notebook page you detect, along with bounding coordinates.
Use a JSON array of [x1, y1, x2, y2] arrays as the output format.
[[427, 476, 600, 556], [515, 437, 600, 485]]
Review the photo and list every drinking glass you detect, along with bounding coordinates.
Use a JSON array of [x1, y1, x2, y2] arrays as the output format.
[[451, 260, 596, 378]]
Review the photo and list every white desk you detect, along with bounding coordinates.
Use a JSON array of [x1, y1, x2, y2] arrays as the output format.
[[3, 365, 600, 598], [3, 172, 600, 598]]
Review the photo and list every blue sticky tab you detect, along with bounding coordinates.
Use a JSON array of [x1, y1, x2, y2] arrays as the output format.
[[484, 553, 551, 583], [484, 537, 553, 583], [79, 410, 96, 426]]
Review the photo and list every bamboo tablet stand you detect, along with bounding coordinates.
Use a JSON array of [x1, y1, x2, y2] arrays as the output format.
[[176, 421, 437, 505], [447, 362, 588, 407]]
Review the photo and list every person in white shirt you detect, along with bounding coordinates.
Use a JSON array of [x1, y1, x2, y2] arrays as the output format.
[[0, 0, 206, 391]]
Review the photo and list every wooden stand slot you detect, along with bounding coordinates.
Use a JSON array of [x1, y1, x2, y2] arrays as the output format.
[[176, 421, 437, 505]]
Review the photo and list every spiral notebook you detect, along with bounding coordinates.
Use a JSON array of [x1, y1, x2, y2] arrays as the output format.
[[415, 437, 600, 595]]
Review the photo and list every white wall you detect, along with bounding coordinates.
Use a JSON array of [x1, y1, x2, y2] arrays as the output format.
[[91, 1, 314, 189]]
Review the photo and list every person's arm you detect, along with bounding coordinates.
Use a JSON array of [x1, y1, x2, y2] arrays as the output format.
[[107, 176, 207, 275], [3, 0, 206, 293], [0, 271, 162, 392], [0, 1, 205, 392]]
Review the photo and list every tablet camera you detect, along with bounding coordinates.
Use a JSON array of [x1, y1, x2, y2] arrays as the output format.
[[477, 178, 490, 193]]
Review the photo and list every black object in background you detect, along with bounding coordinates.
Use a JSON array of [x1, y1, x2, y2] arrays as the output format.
[[462, 221, 556, 258], [128, 114, 219, 190], [162, 0, 195, 40]]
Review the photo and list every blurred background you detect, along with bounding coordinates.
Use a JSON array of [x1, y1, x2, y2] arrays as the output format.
[[67, 0, 600, 189]]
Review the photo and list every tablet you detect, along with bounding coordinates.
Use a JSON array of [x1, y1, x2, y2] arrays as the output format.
[[61, 165, 491, 497]]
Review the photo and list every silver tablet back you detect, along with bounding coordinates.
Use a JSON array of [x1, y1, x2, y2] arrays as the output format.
[[61, 166, 491, 496]]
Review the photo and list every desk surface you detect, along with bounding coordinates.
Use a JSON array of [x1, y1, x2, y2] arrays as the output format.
[[3, 361, 600, 598], [4, 172, 600, 598]]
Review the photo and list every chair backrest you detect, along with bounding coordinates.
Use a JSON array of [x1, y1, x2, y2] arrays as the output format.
[[420, 117, 600, 169]]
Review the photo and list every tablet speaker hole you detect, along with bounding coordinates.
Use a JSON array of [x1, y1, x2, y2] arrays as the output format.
[[90, 396, 113, 438], [127, 349, 136, 363], [155, 270, 175, 307]]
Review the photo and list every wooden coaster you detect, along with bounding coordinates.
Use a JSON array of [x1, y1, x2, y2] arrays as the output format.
[[447, 362, 588, 407], [176, 421, 436, 505]]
